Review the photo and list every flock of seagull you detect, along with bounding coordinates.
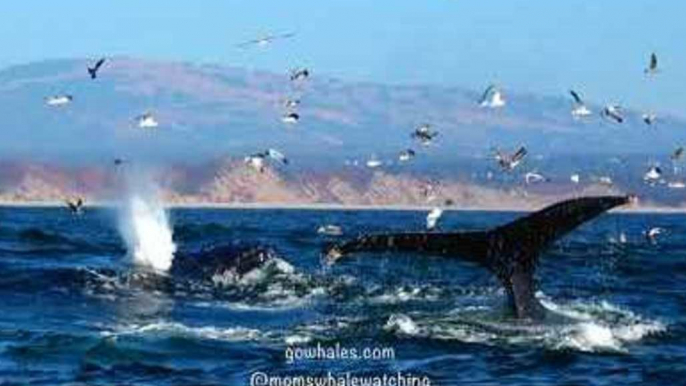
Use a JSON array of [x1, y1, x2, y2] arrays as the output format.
[[41, 39, 677, 242]]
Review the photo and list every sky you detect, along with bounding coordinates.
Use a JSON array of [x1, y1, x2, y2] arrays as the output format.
[[0, 1, 684, 114]]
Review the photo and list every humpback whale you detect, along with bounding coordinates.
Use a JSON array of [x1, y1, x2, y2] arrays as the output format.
[[171, 244, 277, 280], [324, 195, 632, 320]]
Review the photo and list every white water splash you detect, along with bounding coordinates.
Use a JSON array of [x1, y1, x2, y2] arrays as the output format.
[[378, 293, 665, 353], [119, 194, 176, 271], [384, 314, 420, 335], [103, 321, 266, 342]]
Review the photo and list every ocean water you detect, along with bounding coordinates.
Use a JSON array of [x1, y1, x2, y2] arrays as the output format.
[[0, 205, 684, 385]]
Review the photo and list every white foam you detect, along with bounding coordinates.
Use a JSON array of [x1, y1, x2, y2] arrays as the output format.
[[105, 321, 267, 342], [379, 295, 666, 353], [384, 314, 420, 335], [559, 322, 620, 352], [284, 334, 312, 345]]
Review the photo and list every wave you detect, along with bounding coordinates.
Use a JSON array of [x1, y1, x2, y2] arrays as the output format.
[[173, 223, 235, 242], [379, 293, 666, 353], [102, 321, 270, 343], [0, 227, 124, 257]]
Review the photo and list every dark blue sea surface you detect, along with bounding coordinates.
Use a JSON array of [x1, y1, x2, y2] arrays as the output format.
[[0, 206, 684, 385]]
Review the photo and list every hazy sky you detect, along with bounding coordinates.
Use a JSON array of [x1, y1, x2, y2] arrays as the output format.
[[1, 1, 684, 114]]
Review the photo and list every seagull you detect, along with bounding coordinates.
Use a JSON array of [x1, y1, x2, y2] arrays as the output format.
[[598, 176, 613, 186], [411, 124, 438, 145], [290, 68, 310, 82], [643, 166, 663, 185], [398, 149, 416, 162], [282, 112, 300, 124], [426, 207, 444, 230], [570, 173, 581, 184], [45, 94, 73, 106], [672, 147, 684, 161], [244, 153, 267, 173], [644, 52, 659, 76], [569, 90, 592, 118], [244, 149, 289, 173], [642, 113, 657, 126], [494, 146, 527, 171], [366, 156, 382, 169], [236, 32, 295, 48], [265, 148, 288, 165], [113, 158, 127, 167], [644, 227, 665, 244], [136, 112, 159, 129], [479, 84, 506, 108], [524, 171, 547, 185], [283, 98, 300, 109], [87, 58, 106, 79], [65, 197, 84, 215], [601, 104, 624, 123]]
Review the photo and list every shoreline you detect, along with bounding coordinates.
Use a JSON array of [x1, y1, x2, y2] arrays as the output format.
[[1, 200, 685, 214]]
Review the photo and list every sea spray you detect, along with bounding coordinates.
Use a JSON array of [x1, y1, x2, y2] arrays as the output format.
[[117, 173, 176, 271]]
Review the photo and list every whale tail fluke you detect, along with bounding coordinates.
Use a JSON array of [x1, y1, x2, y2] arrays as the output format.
[[324, 195, 632, 319]]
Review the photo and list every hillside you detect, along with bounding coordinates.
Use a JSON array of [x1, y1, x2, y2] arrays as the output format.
[[0, 58, 685, 207]]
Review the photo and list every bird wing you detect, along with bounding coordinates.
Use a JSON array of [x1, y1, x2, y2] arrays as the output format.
[[512, 146, 528, 162], [275, 32, 296, 40], [267, 149, 288, 164], [609, 109, 623, 122], [650, 53, 658, 70], [94, 58, 105, 70], [479, 85, 495, 104], [569, 90, 582, 104], [236, 36, 269, 48]]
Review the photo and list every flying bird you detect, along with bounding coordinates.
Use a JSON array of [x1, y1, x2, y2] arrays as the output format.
[[265, 148, 288, 165], [494, 146, 527, 171], [282, 98, 300, 109], [598, 176, 613, 186], [290, 68, 310, 82], [644, 52, 659, 75], [426, 207, 443, 230], [601, 104, 624, 123], [244, 149, 289, 172], [65, 197, 84, 215], [671, 147, 684, 161], [282, 112, 300, 124], [244, 153, 267, 173], [411, 124, 438, 145], [87, 58, 106, 79], [642, 113, 657, 126], [236, 32, 295, 48], [136, 112, 159, 129], [524, 171, 547, 185], [643, 166, 663, 185], [569, 90, 592, 118], [479, 84, 506, 108], [366, 156, 382, 169], [45, 94, 73, 106], [398, 149, 416, 162]]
